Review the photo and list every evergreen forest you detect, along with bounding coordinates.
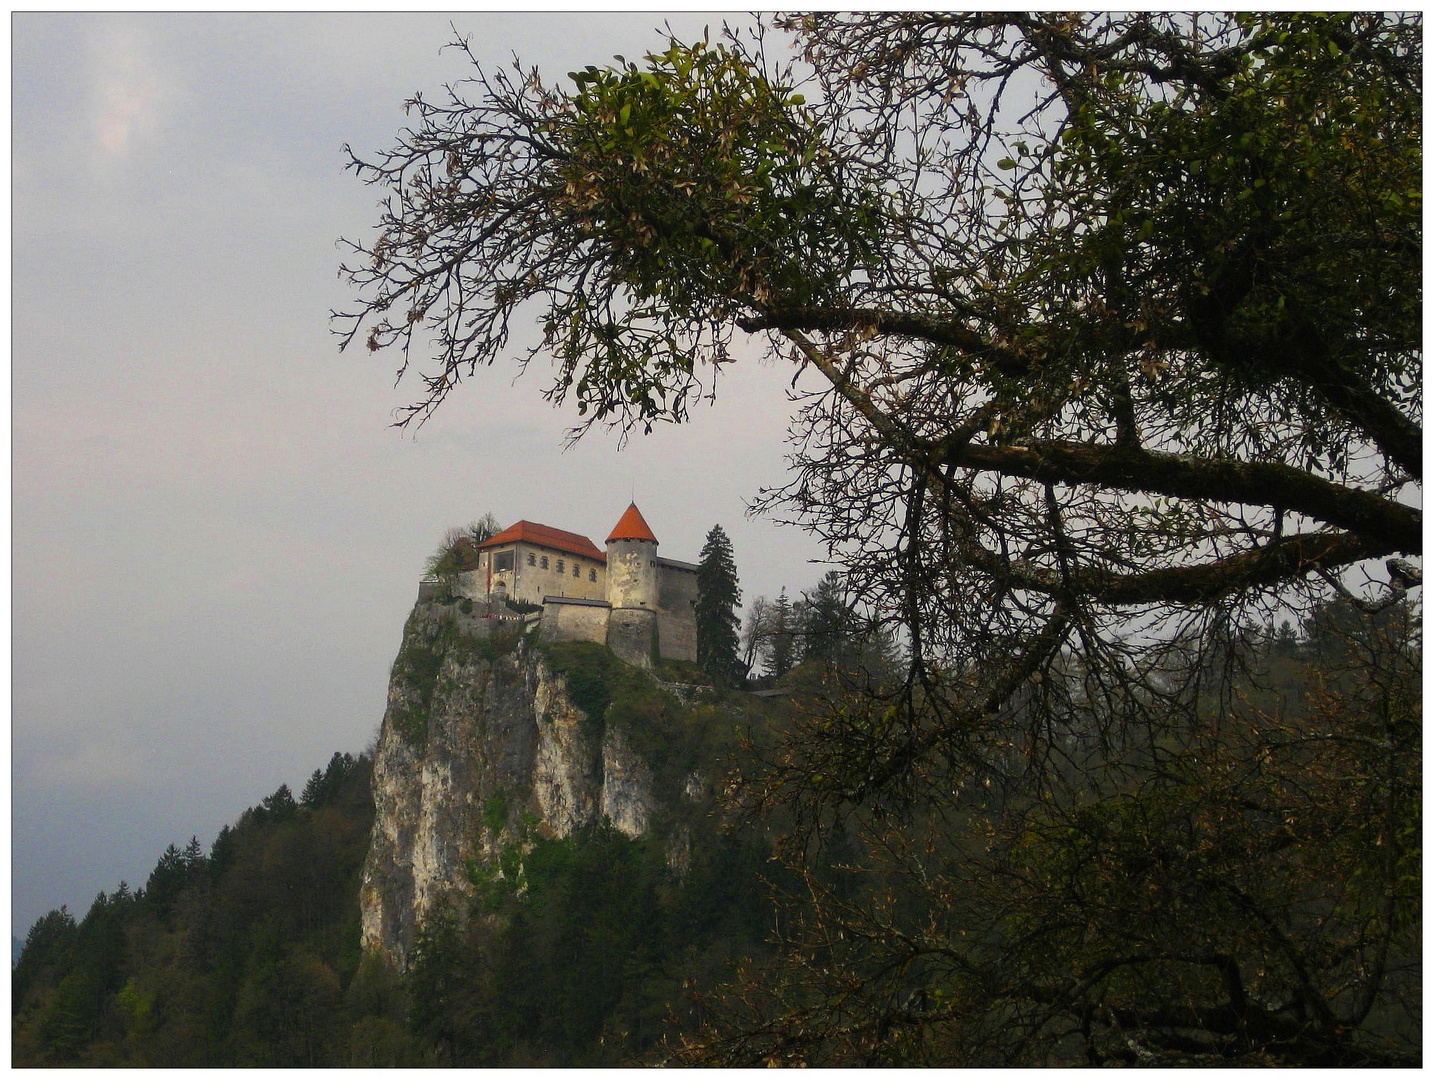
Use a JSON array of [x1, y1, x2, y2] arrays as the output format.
[[14, 600, 1417, 1066], [12, 711, 788, 1066]]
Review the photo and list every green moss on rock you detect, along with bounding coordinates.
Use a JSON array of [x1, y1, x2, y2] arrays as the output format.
[[539, 640, 677, 740], [389, 612, 444, 746], [388, 607, 529, 747], [539, 641, 616, 732]]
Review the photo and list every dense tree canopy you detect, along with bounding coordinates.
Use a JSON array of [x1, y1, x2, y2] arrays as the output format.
[[340, 13, 1420, 1065], [14, 710, 796, 1067], [13, 755, 380, 1066]]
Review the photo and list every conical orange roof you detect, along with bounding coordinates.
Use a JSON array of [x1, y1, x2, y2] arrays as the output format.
[[606, 502, 658, 543]]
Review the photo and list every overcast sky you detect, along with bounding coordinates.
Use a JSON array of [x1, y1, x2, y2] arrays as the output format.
[[12, 12, 833, 939]]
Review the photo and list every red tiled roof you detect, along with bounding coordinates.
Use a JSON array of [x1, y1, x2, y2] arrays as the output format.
[[477, 520, 605, 561], [606, 502, 658, 543]]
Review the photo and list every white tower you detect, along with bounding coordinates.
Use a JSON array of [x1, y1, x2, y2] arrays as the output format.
[[605, 502, 659, 609], [604, 503, 661, 667]]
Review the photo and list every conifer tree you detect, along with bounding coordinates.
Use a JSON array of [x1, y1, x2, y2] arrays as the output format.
[[765, 589, 795, 680], [695, 524, 743, 686], [799, 572, 849, 668]]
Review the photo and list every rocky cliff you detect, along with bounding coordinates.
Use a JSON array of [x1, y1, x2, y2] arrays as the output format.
[[359, 600, 708, 969]]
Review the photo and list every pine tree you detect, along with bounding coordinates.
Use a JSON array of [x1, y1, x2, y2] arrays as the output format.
[[695, 524, 743, 686], [301, 752, 358, 809], [800, 572, 849, 668], [766, 589, 796, 680]]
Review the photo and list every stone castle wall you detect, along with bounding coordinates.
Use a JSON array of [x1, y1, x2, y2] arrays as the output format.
[[539, 596, 692, 668], [473, 545, 606, 606], [541, 597, 611, 647], [607, 607, 659, 668], [655, 560, 699, 663]]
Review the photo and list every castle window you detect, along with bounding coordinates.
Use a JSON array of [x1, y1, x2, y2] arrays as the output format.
[[493, 550, 514, 573], [556, 559, 565, 573], [540, 556, 549, 569], [573, 563, 580, 577], [589, 569, 597, 582], [527, 553, 536, 566]]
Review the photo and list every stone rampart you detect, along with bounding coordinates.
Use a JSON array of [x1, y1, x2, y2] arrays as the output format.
[[541, 596, 610, 647], [655, 560, 699, 663], [606, 607, 658, 669]]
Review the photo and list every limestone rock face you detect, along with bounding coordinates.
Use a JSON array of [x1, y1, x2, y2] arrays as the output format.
[[600, 726, 654, 838], [360, 602, 662, 969], [531, 671, 602, 838]]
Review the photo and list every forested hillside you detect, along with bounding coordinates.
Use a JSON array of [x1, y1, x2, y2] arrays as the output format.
[[13, 600, 1419, 1066], [12, 702, 787, 1067], [13, 753, 376, 1065]]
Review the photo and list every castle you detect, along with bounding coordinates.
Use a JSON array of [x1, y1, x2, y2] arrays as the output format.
[[430, 503, 699, 668]]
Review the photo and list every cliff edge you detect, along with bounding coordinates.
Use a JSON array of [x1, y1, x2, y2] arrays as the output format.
[[360, 601, 708, 969]]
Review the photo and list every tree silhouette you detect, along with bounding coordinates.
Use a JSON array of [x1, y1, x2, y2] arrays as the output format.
[[695, 525, 743, 686]]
